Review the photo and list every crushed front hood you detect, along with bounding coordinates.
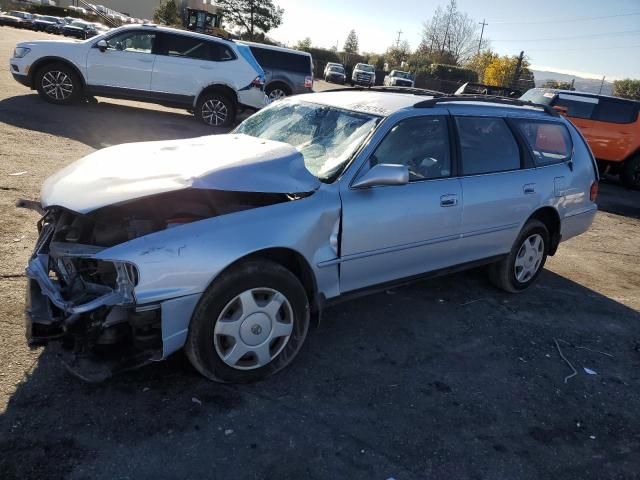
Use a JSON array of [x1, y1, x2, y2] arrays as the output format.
[[41, 134, 320, 213]]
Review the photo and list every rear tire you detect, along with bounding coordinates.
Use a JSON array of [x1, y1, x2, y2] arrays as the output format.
[[488, 219, 549, 293], [185, 259, 310, 383], [620, 155, 640, 190], [35, 62, 83, 105], [195, 92, 236, 127]]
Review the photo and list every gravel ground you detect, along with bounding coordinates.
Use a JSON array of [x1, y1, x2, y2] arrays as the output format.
[[1, 26, 640, 480]]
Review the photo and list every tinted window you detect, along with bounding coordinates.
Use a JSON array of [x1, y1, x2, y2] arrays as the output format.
[[370, 116, 451, 181], [250, 47, 311, 74], [106, 31, 155, 54], [161, 34, 234, 61], [554, 93, 598, 119], [593, 99, 638, 124], [516, 120, 573, 166], [456, 117, 520, 175]]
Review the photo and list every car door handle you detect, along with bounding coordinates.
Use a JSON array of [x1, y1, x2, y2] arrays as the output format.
[[440, 194, 458, 207], [523, 183, 536, 194]]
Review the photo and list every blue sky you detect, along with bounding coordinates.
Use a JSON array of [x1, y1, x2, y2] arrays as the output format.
[[269, 0, 640, 79]]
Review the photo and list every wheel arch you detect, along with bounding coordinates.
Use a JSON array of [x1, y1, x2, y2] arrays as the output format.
[[29, 56, 86, 89], [265, 80, 292, 95], [195, 83, 238, 108], [527, 206, 561, 255]]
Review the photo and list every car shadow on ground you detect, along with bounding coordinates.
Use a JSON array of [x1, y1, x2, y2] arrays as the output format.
[[597, 180, 640, 220], [1, 268, 640, 480], [0, 94, 250, 150]]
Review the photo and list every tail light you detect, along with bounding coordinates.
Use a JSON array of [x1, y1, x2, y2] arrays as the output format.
[[251, 75, 265, 89], [304, 76, 313, 89], [590, 181, 598, 202]]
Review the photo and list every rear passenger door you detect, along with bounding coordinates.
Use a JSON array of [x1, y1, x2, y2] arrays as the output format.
[[454, 116, 539, 263], [151, 33, 237, 103]]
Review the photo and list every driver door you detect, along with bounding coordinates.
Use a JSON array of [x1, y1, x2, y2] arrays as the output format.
[[339, 114, 463, 293], [86, 30, 157, 91]]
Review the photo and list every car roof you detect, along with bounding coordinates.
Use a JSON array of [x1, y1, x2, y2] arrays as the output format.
[[532, 87, 640, 104], [300, 90, 561, 118], [237, 40, 312, 58], [125, 24, 236, 46]]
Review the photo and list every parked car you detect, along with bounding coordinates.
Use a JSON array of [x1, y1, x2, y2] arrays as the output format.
[[62, 20, 100, 39], [20, 90, 598, 382], [0, 10, 33, 28], [46, 17, 73, 34], [31, 15, 64, 32], [10, 24, 267, 126], [456, 82, 521, 98], [323, 61, 343, 77], [324, 64, 346, 84], [351, 62, 375, 87], [240, 41, 313, 101], [384, 70, 414, 87], [521, 88, 640, 189]]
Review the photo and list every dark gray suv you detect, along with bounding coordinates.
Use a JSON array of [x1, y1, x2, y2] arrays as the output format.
[[240, 41, 313, 101]]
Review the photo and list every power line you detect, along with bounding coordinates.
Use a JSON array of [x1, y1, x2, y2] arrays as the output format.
[[491, 11, 640, 25], [526, 44, 640, 52], [492, 29, 640, 42]]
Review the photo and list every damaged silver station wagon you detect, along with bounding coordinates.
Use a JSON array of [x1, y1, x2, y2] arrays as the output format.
[[21, 89, 599, 382]]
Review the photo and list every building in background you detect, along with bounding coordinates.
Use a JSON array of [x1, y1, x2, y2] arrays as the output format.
[[59, 1, 221, 22]]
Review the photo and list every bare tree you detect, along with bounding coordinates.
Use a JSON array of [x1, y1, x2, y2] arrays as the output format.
[[418, 0, 483, 65]]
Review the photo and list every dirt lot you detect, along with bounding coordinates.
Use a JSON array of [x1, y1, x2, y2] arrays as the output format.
[[1, 27, 640, 480]]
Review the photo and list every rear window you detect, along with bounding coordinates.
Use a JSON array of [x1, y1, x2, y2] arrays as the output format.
[[554, 93, 598, 120], [249, 47, 311, 74], [456, 117, 521, 175], [593, 99, 639, 124], [161, 34, 235, 61], [515, 120, 573, 166]]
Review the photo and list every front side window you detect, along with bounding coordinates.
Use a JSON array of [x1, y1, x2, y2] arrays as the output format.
[[515, 120, 573, 166], [456, 117, 521, 175], [235, 100, 379, 181], [106, 31, 156, 54], [554, 93, 598, 119], [369, 116, 451, 181]]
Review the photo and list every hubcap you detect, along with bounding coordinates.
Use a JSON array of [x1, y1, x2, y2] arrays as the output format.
[[514, 234, 544, 283], [42, 71, 73, 100], [214, 288, 294, 370], [201, 99, 228, 126], [268, 88, 287, 101]]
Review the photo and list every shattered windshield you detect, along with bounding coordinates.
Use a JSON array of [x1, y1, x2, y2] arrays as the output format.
[[235, 100, 379, 181]]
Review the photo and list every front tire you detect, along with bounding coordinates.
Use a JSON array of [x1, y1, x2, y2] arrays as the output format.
[[620, 155, 640, 190], [185, 259, 310, 383], [489, 219, 549, 293], [195, 92, 235, 127], [35, 62, 83, 105]]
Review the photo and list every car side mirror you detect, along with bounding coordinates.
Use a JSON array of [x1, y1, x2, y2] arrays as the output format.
[[352, 163, 409, 189], [96, 39, 108, 52]]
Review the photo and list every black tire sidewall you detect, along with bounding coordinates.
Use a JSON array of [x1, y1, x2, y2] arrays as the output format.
[[187, 261, 310, 383], [195, 93, 236, 127], [621, 156, 640, 190], [36, 63, 82, 105], [506, 220, 549, 291]]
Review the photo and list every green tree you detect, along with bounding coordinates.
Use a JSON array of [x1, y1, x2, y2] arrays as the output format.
[[153, 0, 179, 26], [295, 37, 312, 51], [613, 79, 640, 100], [385, 40, 411, 69], [484, 54, 532, 89], [218, 0, 284, 40], [466, 50, 498, 83], [344, 30, 359, 54]]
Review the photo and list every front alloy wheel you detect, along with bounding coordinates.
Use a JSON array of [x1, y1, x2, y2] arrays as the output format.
[[36, 63, 82, 105]]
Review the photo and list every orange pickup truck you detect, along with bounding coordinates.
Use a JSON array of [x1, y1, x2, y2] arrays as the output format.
[[521, 88, 640, 189]]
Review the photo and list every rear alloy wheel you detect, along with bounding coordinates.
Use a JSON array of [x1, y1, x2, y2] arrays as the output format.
[[196, 93, 235, 127], [620, 155, 640, 190], [185, 259, 310, 383], [266, 86, 288, 102], [489, 219, 549, 293], [35, 63, 82, 105]]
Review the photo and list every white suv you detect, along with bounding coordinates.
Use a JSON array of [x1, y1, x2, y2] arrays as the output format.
[[10, 24, 267, 126]]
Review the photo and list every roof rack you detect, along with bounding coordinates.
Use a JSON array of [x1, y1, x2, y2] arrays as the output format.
[[414, 95, 559, 116], [325, 86, 445, 97]]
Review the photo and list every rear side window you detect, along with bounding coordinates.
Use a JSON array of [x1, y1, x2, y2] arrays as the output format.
[[161, 34, 235, 61], [554, 93, 598, 119], [249, 47, 311, 74], [455, 117, 521, 175], [593, 99, 639, 124], [515, 120, 573, 166]]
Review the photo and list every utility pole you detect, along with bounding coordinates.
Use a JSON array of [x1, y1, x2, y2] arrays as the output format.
[[478, 19, 487, 55], [395, 30, 403, 48], [512, 50, 524, 89], [598, 75, 606, 94]]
